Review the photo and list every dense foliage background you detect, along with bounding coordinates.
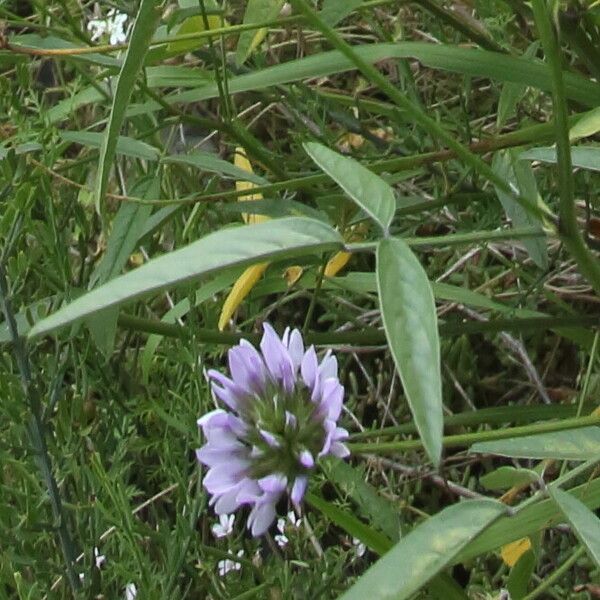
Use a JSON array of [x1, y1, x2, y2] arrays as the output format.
[[1, 0, 600, 598]]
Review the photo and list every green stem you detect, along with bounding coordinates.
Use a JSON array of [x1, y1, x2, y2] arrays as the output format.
[[116, 313, 600, 345], [523, 546, 585, 600], [349, 402, 598, 440], [289, 0, 555, 226], [532, 1, 600, 296], [103, 110, 588, 206], [347, 414, 600, 454], [0, 266, 81, 593]]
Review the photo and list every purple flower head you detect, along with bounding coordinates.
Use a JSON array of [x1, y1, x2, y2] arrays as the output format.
[[197, 324, 349, 536]]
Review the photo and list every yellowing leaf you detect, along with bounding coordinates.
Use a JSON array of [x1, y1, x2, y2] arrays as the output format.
[[218, 262, 269, 331], [324, 251, 351, 277], [501, 537, 532, 567], [234, 147, 268, 225], [284, 266, 304, 286], [167, 15, 224, 55]]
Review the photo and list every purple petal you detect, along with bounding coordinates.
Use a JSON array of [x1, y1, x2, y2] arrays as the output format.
[[332, 426, 349, 441], [258, 473, 287, 494], [260, 323, 295, 393], [300, 346, 318, 390], [287, 329, 305, 372], [228, 343, 267, 395], [235, 479, 262, 504], [204, 466, 245, 495], [248, 500, 277, 536], [330, 442, 350, 458], [196, 443, 246, 467], [213, 482, 245, 514], [208, 370, 247, 411], [197, 409, 227, 432], [299, 449, 314, 469], [284, 411, 297, 430], [318, 419, 336, 457], [259, 429, 280, 448], [318, 351, 338, 380], [316, 378, 344, 421], [290, 476, 308, 505]]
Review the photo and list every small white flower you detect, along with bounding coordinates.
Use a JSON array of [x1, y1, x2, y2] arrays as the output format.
[[274, 518, 289, 548], [212, 514, 235, 539], [94, 547, 106, 569], [87, 8, 128, 45], [352, 537, 366, 558], [217, 550, 243, 576], [287, 511, 302, 528], [124, 582, 138, 600]]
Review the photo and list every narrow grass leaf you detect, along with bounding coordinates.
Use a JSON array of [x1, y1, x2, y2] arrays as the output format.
[[94, 0, 161, 211], [28, 217, 343, 338], [376, 238, 442, 466], [163, 152, 267, 184], [49, 43, 600, 123], [305, 492, 392, 556], [305, 142, 395, 234], [339, 500, 506, 600], [549, 487, 600, 567], [470, 426, 600, 460], [520, 146, 600, 172], [323, 458, 401, 541], [60, 131, 160, 161]]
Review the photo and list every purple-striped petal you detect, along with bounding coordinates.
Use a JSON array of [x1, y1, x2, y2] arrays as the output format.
[[258, 473, 287, 494]]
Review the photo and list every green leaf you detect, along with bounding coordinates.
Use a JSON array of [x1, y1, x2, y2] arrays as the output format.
[[339, 500, 506, 600], [235, 0, 284, 65], [470, 427, 600, 460], [140, 270, 237, 383], [506, 550, 536, 599], [323, 458, 401, 541], [166, 12, 223, 55], [146, 65, 212, 87], [162, 152, 267, 184], [480, 466, 540, 491], [376, 238, 443, 466], [60, 131, 160, 161], [492, 150, 547, 269], [94, 0, 161, 211], [320, 0, 363, 26], [549, 487, 600, 567], [458, 477, 600, 562], [86, 176, 157, 356], [28, 217, 343, 338], [497, 42, 539, 127], [520, 146, 600, 172], [569, 106, 600, 141], [48, 42, 600, 123], [305, 492, 393, 556], [305, 142, 395, 234]]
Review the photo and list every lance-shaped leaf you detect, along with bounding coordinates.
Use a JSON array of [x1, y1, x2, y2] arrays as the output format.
[[550, 487, 600, 567], [29, 218, 343, 338], [304, 142, 395, 234], [94, 0, 161, 211], [339, 500, 506, 600], [376, 237, 443, 466]]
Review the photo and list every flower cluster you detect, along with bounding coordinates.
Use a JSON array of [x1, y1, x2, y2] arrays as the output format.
[[87, 9, 128, 45], [197, 324, 349, 536]]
